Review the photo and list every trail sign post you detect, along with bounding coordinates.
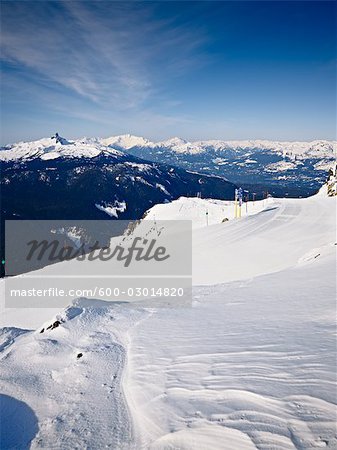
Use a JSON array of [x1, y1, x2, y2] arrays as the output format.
[[234, 189, 238, 218], [244, 190, 249, 213], [238, 188, 243, 218]]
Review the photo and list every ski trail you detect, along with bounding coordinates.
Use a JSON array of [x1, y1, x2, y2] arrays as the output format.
[[192, 196, 335, 285]]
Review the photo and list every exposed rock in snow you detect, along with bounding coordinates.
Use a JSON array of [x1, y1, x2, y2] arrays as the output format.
[[318, 165, 337, 197], [51, 133, 70, 146]]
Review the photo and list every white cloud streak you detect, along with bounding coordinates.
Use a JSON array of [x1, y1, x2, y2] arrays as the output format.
[[1, 1, 209, 111]]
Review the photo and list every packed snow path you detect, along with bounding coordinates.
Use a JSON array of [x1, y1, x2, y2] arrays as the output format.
[[0, 194, 336, 449], [144, 194, 335, 285], [192, 195, 335, 285]]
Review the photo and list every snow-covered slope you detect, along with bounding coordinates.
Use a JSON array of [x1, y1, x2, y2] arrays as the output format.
[[125, 237, 336, 450], [143, 194, 335, 284], [0, 299, 140, 449], [0, 191, 336, 449], [143, 196, 268, 229]]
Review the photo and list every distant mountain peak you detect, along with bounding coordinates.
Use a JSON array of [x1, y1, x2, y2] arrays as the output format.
[[101, 134, 151, 149], [51, 132, 70, 145], [0, 136, 123, 162], [158, 137, 188, 146]]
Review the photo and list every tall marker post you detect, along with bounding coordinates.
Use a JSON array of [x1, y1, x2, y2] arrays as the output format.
[[238, 187, 243, 218], [244, 189, 249, 214], [234, 188, 238, 218]]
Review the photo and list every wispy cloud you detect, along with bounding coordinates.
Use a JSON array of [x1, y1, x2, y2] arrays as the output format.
[[1, 1, 209, 111], [3, 1, 333, 144]]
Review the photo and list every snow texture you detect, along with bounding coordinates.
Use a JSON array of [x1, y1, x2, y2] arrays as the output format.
[[0, 191, 336, 449]]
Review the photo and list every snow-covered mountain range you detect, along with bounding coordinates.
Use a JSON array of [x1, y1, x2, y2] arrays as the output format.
[[102, 134, 336, 158], [0, 135, 236, 222], [101, 135, 336, 197], [2, 134, 335, 198], [2, 134, 335, 162], [0, 136, 122, 162]]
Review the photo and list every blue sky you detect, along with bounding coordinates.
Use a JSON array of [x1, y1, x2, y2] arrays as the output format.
[[1, 1, 335, 144]]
